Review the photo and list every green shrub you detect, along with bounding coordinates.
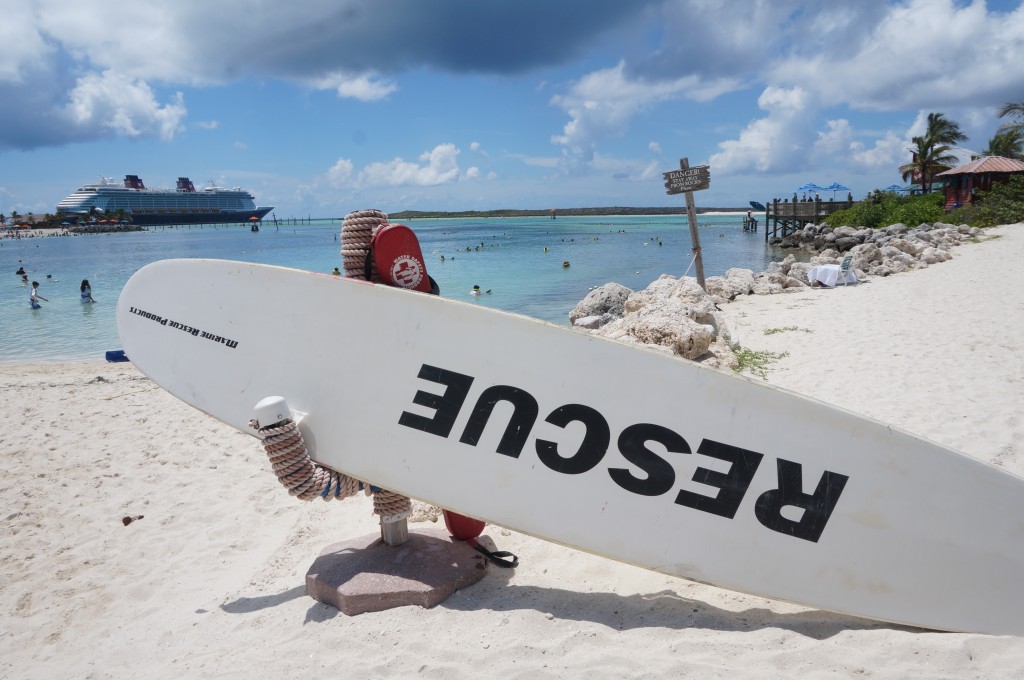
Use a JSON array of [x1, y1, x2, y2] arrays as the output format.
[[732, 348, 789, 380], [823, 192, 945, 229]]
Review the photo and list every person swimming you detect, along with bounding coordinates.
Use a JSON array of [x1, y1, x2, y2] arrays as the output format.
[[80, 279, 96, 303], [471, 285, 482, 296]]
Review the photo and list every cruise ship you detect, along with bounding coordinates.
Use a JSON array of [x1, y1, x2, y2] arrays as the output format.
[[56, 175, 273, 226]]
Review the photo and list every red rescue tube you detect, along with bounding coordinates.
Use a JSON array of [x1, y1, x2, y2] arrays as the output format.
[[371, 223, 433, 293], [442, 509, 485, 541]]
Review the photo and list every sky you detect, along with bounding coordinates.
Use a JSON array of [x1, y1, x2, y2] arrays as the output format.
[[2, 0, 1023, 219]]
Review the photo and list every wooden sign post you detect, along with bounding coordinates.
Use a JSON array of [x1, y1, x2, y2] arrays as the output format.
[[663, 158, 710, 290]]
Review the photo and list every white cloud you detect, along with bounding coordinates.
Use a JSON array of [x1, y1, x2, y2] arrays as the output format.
[[359, 144, 461, 187], [233, 141, 248, 150], [551, 61, 740, 174], [812, 119, 905, 172], [709, 86, 815, 174], [648, 141, 662, 155], [326, 158, 354, 187], [639, 160, 660, 180], [849, 131, 905, 171], [197, 120, 219, 129], [767, 0, 1024, 111], [0, 0, 52, 83], [469, 140, 489, 158], [324, 144, 470, 190], [308, 72, 397, 102], [813, 119, 854, 157], [63, 70, 186, 140]]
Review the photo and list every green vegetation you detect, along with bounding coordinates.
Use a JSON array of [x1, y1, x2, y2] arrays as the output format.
[[823, 191, 945, 229], [763, 326, 813, 335], [980, 100, 1024, 160], [980, 126, 1024, 160], [998, 99, 1024, 134], [947, 175, 1024, 228], [810, 101, 1024, 232], [732, 348, 789, 380], [825, 177, 1024, 230]]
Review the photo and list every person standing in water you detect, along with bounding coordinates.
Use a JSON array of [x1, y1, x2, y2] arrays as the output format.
[[80, 279, 96, 303], [30, 281, 48, 309]]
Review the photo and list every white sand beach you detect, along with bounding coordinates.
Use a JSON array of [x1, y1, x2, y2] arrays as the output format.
[[2, 225, 1023, 679]]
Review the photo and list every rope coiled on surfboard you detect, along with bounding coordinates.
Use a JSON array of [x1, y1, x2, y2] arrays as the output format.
[[257, 419, 364, 501], [341, 209, 387, 280], [255, 418, 414, 519]]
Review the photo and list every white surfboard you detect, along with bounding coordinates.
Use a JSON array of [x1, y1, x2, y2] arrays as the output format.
[[117, 259, 1024, 635]]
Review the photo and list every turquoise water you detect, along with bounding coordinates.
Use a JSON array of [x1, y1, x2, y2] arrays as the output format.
[[1, 214, 782, 363]]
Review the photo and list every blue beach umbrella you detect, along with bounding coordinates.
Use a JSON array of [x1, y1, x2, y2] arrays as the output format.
[[823, 182, 849, 199], [884, 184, 908, 193], [795, 182, 825, 200]]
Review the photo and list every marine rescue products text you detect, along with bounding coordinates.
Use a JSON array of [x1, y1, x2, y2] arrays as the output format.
[[129, 306, 239, 349], [399, 364, 848, 543]]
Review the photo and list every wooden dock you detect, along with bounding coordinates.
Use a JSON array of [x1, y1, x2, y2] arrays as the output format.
[[762, 194, 855, 242]]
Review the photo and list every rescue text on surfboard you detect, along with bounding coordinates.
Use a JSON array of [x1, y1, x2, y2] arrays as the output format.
[[399, 364, 849, 543]]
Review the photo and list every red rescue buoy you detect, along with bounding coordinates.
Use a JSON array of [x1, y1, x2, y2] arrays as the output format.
[[442, 509, 485, 541]]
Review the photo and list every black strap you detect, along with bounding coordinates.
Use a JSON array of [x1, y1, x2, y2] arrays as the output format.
[[468, 539, 518, 568]]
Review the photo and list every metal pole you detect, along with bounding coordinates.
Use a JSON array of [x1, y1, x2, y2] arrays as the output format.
[[680, 158, 705, 290]]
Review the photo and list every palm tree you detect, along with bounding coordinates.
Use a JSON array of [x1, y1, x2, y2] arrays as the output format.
[[998, 100, 1024, 132], [900, 113, 968, 194], [924, 112, 968, 147], [899, 135, 959, 194], [979, 127, 1024, 160]]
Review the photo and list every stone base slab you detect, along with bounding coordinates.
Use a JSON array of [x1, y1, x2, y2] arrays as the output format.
[[305, 527, 487, 615]]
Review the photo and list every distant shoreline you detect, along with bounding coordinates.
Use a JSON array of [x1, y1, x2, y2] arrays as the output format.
[[387, 207, 746, 220], [3, 206, 748, 231]]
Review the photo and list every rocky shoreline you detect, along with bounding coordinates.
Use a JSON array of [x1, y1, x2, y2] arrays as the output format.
[[568, 221, 985, 369], [68, 224, 145, 234]]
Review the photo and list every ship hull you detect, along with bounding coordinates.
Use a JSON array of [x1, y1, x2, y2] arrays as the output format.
[[121, 207, 274, 227]]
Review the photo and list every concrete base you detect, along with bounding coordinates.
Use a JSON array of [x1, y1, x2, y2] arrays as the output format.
[[305, 527, 487, 615]]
